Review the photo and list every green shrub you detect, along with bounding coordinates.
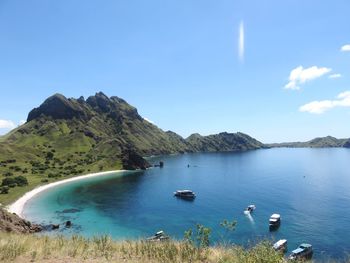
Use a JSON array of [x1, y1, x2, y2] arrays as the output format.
[[14, 176, 28, 186], [46, 152, 54, 160], [0, 186, 9, 194], [185, 224, 212, 248], [48, 173, 61, 178], [2, 177, 16, 186]]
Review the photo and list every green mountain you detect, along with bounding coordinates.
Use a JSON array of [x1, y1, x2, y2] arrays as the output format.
[[268, 136, 348, 148], [0, 92, 264, 205]]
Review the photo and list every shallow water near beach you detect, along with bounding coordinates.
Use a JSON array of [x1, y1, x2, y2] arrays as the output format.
[[24, 148, 350, 261]]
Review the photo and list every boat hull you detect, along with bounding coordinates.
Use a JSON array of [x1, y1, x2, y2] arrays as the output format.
[[269, 221, 281, 231]]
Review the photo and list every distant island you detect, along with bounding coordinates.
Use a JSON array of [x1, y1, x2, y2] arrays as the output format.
[[267, 136, 350, 148]]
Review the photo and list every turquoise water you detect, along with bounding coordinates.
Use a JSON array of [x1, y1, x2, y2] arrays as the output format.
[[24, 148, 350, 260]]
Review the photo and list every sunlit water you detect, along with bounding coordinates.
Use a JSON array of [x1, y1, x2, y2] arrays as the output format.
[[24, 148, 350, 260]]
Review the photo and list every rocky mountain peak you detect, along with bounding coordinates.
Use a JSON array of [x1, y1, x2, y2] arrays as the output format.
[[86, 92, 112, 112], [27, 94, 89, 122]]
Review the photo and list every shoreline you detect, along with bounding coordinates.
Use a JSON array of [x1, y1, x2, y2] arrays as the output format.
[[6, 170, 127, 218]]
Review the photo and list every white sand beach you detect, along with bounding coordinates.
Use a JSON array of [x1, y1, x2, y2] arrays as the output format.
[[7, 170, 126, 218]]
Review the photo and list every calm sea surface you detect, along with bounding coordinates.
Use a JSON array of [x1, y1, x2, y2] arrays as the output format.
[[24, 148, 350, 260]]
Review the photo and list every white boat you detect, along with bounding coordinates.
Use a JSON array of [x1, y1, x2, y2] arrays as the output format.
[[288, 243, 313, 260], [273, 239, 287, 252], [146, 230, 169, 242], [174, 190, 196, 199], [269, 214, 281, 229], [244, 204, 256, 213]]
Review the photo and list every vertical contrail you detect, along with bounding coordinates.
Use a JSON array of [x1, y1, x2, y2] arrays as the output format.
[[238, 21, 244, 62]]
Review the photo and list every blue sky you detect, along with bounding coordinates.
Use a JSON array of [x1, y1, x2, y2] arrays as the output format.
[[0, 0, 350, 143]]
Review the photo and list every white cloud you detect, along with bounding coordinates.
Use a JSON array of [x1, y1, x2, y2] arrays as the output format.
[[299, 90, 350, 114], [144, 117, 154, 124], [284, 66, 332, 90], [19, 120, 26, 125], [329, 73, 342, 79], [238, 20, 244, 62], [0, 120, 16, 129], [337, 91, 350, 99], [341, 44, 350, 52]]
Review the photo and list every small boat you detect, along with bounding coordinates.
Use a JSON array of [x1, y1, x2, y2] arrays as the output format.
[[244, 205, 256, 213], [273, 239, 287, 252], [288, 243, 313, 260], [269, 214, 281, 230], [174, 190, 196, 199], [146, 231, 169, 242]]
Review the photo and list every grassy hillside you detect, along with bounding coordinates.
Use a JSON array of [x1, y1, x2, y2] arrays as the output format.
[[0, 92, 265, 205], [0, 232, 287, 263]]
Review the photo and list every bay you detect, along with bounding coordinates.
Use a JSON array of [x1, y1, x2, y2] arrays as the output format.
[[24, 148, 350, 260]]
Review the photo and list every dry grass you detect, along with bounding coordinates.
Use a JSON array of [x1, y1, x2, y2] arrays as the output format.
[[0, 232, 292, 263], [3, 232, 345, 262]]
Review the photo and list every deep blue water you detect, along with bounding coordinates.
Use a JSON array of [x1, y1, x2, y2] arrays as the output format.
[[24, 148, 350, 261]]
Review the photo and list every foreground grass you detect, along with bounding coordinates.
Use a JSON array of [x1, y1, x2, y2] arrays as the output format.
[[0, 232, 288, 263]]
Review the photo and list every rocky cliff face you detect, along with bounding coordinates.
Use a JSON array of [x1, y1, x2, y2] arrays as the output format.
[[27, 93, 91, 122], [0, 208, 42, 233]]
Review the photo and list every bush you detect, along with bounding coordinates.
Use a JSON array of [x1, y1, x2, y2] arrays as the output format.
[[46, 152, 54, 160], [48, 173, 61, 178], [14, 176, 28, 186], [13, 166, 22, 172], [0, 186, 9, 194], [2, 177, 16, 186], [3, 172, 13, 177], [184, 224, 212, 248]]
